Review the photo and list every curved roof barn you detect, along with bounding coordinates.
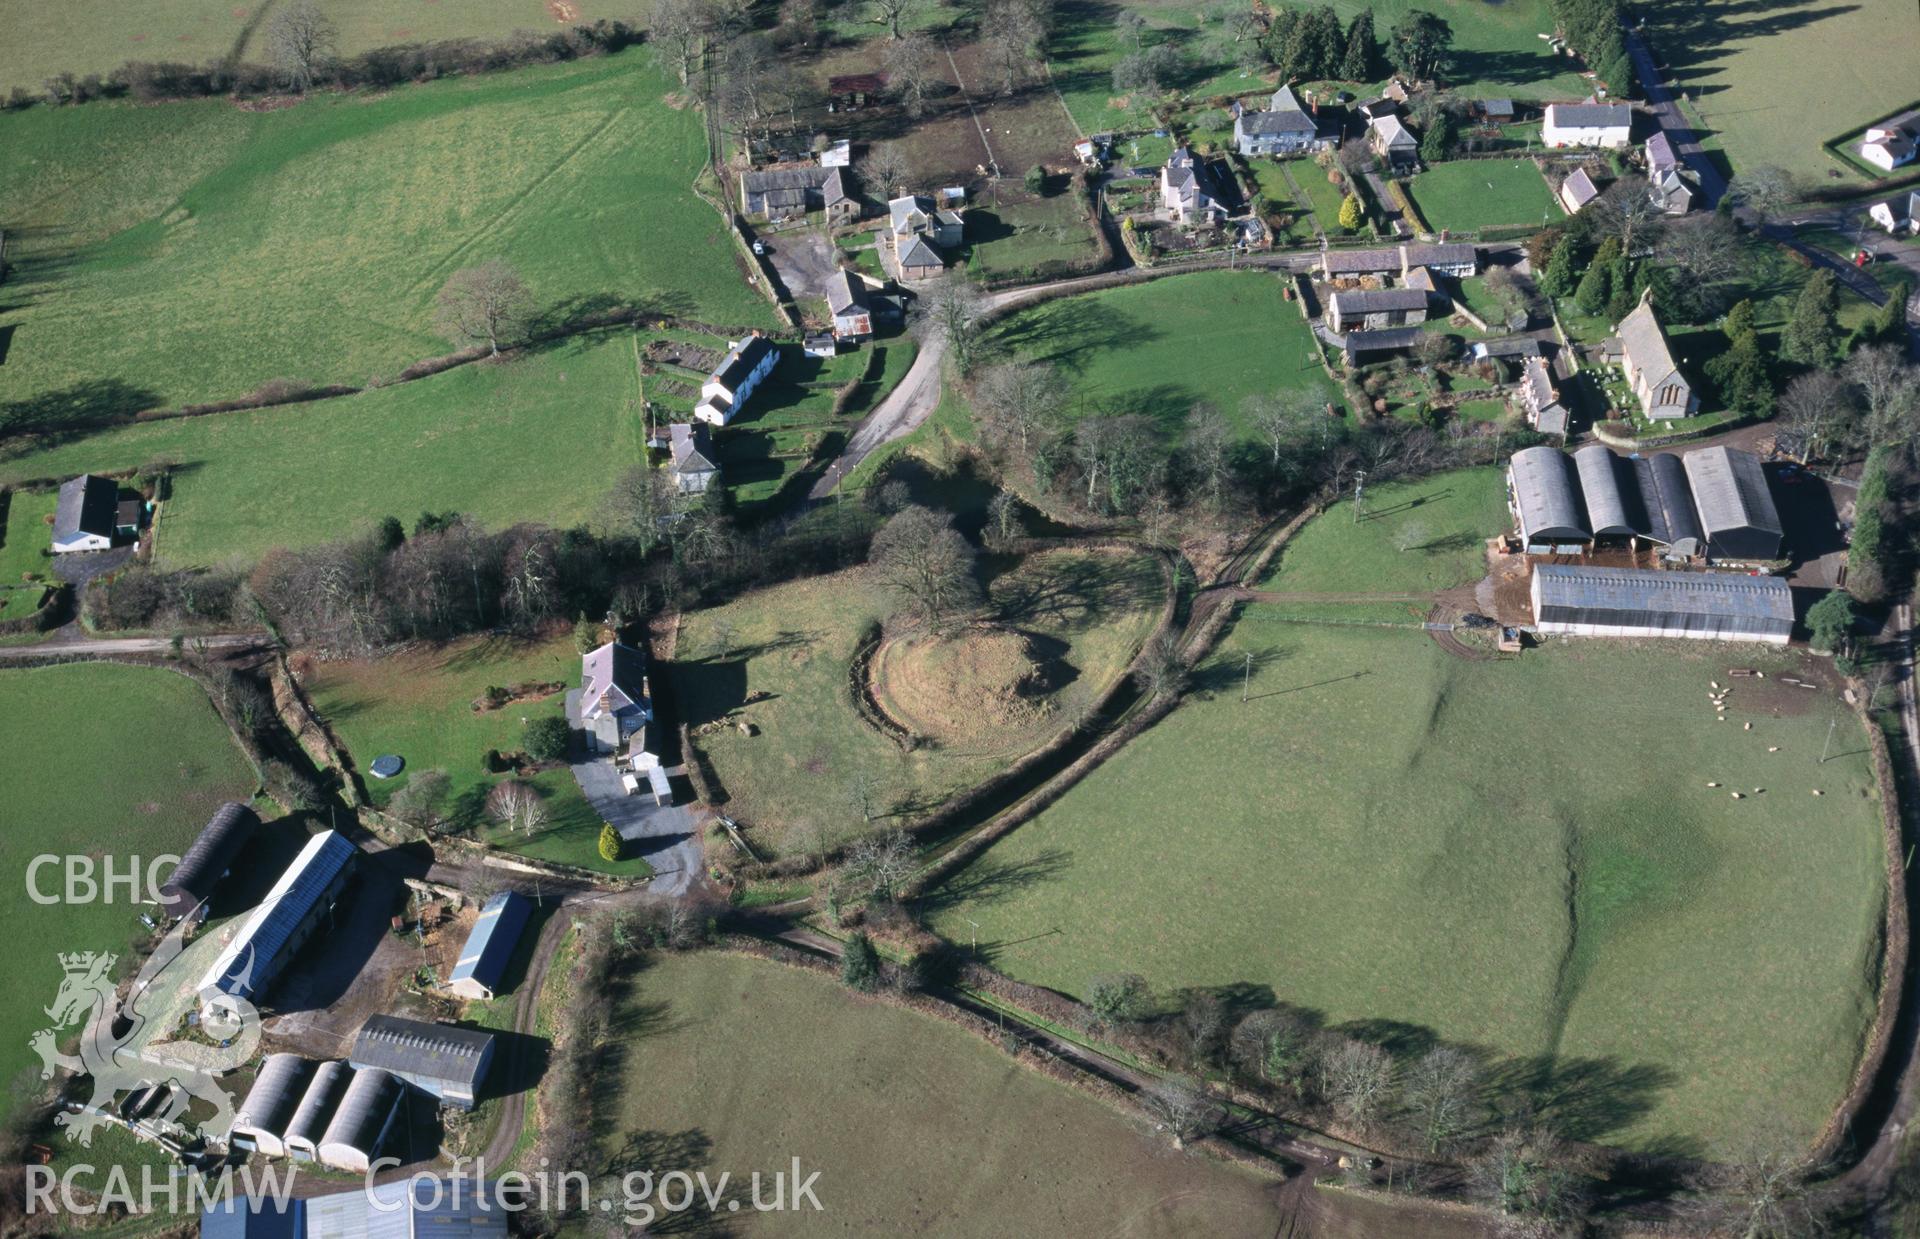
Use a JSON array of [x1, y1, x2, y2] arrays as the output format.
[[317, 1067, 401, 1174], [160, 801, 257, 918], [1508, 446, 1588, 544], [283, 1060, 350, 1162], [230, 1053, 311, 1158], [1633, 453, 1704, 556], [1572, 445, 1638, 537]]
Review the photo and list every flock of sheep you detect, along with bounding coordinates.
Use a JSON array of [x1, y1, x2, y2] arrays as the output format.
[[1701, 676, 1824, 801]]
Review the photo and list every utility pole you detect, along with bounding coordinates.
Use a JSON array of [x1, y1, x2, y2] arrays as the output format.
[[1242, 651, 1253, 703], [1352, 469, 1367, 523], [964, 917, 980, 959], [1820, 716, 1837, 764]]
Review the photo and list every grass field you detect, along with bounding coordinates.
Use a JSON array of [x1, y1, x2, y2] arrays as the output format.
[[1644, 0, 1916, 181], [0, 0, 614, 86], [0, 486, 59, 598], [584, 949, 1293, 1237], [1404, 159, 1562, 233], [305, 632, 654, 875], [0, 332, 646, 569], [1259, 467, 1508, 601], [927, 614, 1886, 1151], [0, 662, 257, 1121], [0, 53, 773, 418], [987, 270, 1334, 441], [671, 549, 1164, 856], [964, 189, 1103, 282]]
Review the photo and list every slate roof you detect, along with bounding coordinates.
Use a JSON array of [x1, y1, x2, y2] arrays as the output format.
[[711, 334, 774, 393], [888, 194, 934, 233], [1341, 326, 1426, 357], [1328, 287, 1429, 315], [53, 474, 117, 544], [825, 269, 868, 316], [1241, 85, 1321, 134], [1546, 102, 1632, 130], [669, 422, 718, 475], [581, 641, 647, 718], [1560, 167, 1601, 211], [1401, 242, 1477, 270], [741, 165, 832, 194], [1618, 295, 1684, 393], [897, 234, 943, 269], [1321, 247, 1401, 275], [1645, 130, 1679, 172], [1480, 97, 1515, 117], [821, 166, 852, 206], [448, 892, 532, 996], [1371, 114, 1416, 149], [350, 1016, 495, 1092]]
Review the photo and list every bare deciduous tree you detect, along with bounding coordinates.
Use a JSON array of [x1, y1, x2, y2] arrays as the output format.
[[1470, 1126, 1589, 1238], [1844, 344, 1919, 448], [974, 361, 1069, 456], [844, 828, 917, 901], [867, 0, 928, 40], [1655, 213, 1744, 315], [1140, 1076, 1223, 1149], [1132, 632, 1188, 699], [267, 0, 337, 92], [983, 0, 1054, 94], [1229, 1007, 1317, 1092], [1777, 369, 1858, 462], [858, 142, 915, 200], [649, 0, 716, 85], [1183, 401, 1233, 513], [1693, 1141, 1828, 1239], [870, 505, 980, 628], [1584, 175, 1664, 257], [1727, 164, 1798, 225], [918, 276, 987, 376], [435, 261, 535, 357], [883, 31, 941, 117], [486, 781, 549, 836], [1400, 1045, 1480, 1154], [1244, 388, 1322, 471], [1318, 1037, 1393, 1129]]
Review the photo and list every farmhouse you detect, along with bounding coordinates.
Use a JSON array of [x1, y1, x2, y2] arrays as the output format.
[[1160, 147, 1229, 226], [740, 165, 856, 222], [1519, 356, 1569, 436], [159, 801, 257, 918], [826, 270, 874, 340], [282, 1060, 350, 1162], [447, 890, 532, 1002], [350, 1014, 496, 1109], [1558, 166, 1602, 213], [1683, 444, 1784, 560], [1869, 189, 1920, 235], [1233, 85, 1338, 156], [1861, 114, 1918, 172], [197, 829, 357, 1023], [1369, 114, 1418, 168], [668, 422, 720, 496], [1615, 292, 1697, 420], [229, 1053, 312, 1158], [315, 1065, 402, 1173], [567, 640, 652, 757], [695, 333, 778, 425], [1530, 565, 1793, 645], [886, 194, 962, 279], [50, 474, 119, 553], [1401, 242, 1478, 278], [1326, 287, 1429, 331], [1542, 102, 1633, 149]]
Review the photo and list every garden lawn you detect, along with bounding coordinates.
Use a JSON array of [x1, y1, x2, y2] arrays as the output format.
[[670, 549, 1164, 856], [927, 618, 1887, 1151], [1259, 466, 1507, 599], [1, 0, 620, 85], [0, 487, 58, 585], [0, 53, 774, 419], [586, 949, 1291, 1237], [988, 270, 1333, 442], [0, 662, 257, 1124], [304, 633, 653, 876], [1644, 0, 1916, 182], [964, 191, 1102, 282], [1404, 159, 1562, 234], [0, 332, 646, 570]]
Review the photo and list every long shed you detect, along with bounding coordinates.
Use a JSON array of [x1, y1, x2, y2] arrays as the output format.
[[350, 1015, 496, 1110], [283, 1060, 351, 1163], [229, 1053, 312, 1158], [197, 830, 357, 1023], [447, 892, 532, 1002], [161, 801, 258, 918], [1683, 445, 1783, 560], [1507, 445, 1589, 548], [316, 1067, 402, 1174], [1531, 565, 1793, 644]]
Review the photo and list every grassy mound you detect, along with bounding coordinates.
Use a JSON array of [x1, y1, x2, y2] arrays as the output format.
[[876, 625, 1064, 744]]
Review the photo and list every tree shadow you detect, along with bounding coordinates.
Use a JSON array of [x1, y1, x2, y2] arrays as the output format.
[[912, 847, 1074, 915], [1483, 1053, 1682, 1147], [1189, 643, 1295, 695], [0, 377, 161, 444]]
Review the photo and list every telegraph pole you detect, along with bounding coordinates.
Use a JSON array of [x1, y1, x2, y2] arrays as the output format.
[[1352, 469, 1367, 523], [1820, 716, 1837, 764], [1242, 651, 1253, 703]]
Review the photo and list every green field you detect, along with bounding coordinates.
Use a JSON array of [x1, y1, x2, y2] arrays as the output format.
[[0, 662, 258, 1121], [0, 0, 616, 86], [1259, 467, 1507, 601], [586, 949, 1291, 1237], [1325, 0, 1588, 99], [987, 270, 1334, 441], [1645, 0, 1916, 181], [965, 191, 1103, 283], [0, 53, 773, 418], [305, 632, 653, 875], [1404, 159, 1562, 233], [671, 549, 1164, 856], [0, 488, 58, 586], [0, 332, 646, 569], [928, 614, 1886, 1151]]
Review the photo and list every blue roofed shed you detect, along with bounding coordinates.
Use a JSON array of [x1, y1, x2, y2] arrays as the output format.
[[448, 891, 532, 1001], [197, 830, 358, 1022]]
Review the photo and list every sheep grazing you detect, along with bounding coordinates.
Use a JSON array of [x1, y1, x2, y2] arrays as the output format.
[[1731, 791, 1744, 799], [1753, 788, 1764, 794], [1707, 781, 1720, 788], [1767, 746, 1779, 753], [1743, 722, 1753, 731], [1711, 680, 1720, 690], [1812, 789, 1824, 797]]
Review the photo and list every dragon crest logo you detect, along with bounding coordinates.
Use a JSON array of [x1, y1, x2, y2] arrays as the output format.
[[30, 913, 261, 1148]]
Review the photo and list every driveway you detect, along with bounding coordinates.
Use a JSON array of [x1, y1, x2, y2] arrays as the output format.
[[51, 544, 133, 585], [761, 225, 842, 302], [569, 757, 701, 896]]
